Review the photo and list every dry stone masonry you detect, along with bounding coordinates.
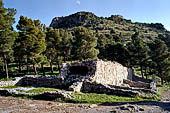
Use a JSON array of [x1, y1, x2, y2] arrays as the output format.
[[59, 60, 132, 86], [0, 60, 157, 97]]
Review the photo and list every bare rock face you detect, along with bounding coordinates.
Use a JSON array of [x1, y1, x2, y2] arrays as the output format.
[[50, 11, 97, 29]]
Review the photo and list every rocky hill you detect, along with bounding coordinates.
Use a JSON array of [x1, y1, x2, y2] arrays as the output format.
[[50, 11, 170, 49]]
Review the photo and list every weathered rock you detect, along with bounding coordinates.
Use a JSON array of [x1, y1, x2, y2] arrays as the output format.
[[68, 81, 83, 92], [117, 104, 145, 112], [17, 75, 64, 88], [41, 91, 74, 100], [82, 80, 139, 97], [123, 79, 150, 89], [0, 89, 11, 96]]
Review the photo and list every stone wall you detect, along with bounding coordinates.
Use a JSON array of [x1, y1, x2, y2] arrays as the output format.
[[82, 80, 139, 97], [93, 61, 132, 86], [59, 60, 132, 86], [16, 75, 64, 88], [123, 79, 150, 89]]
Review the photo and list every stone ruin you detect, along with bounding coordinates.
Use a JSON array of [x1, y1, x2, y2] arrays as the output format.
[[59, 60, 132, 90], [0, 60, 157, 97]]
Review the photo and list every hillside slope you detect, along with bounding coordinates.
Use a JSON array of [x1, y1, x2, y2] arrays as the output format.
[[50, 11, 170, 49]]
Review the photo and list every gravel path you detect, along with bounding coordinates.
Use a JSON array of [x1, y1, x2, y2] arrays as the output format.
[[161, 87, 170, 101], [0, 88, 170, 113]]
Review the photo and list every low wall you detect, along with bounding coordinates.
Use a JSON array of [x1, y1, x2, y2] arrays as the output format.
[[133, 75, 152, 83], [17, 75, 64, 88], [123, 79, 151, 89], [0, 77, 23, 87], [82, 80, 139, 97]]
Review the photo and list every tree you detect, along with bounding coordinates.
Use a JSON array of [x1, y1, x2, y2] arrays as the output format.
[[59, 29, 73, 62], [96, 33, 114, 60], [127, 32, 149, 78], [158, 34, 170, 52], [16, 16, 46, 75], [45, 27, 62, 73], [0, 0, 17, 78], [149, 39, 170, 85], [72, 27, 99, 61], [105, 43, 130, 67]]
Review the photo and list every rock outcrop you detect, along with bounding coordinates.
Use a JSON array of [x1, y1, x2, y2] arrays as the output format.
[[50, 11, 98, 29]]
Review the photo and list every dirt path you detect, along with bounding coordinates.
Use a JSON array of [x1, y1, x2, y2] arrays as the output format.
[[161, 87, 170, 101], [0, 88, 170, 113]]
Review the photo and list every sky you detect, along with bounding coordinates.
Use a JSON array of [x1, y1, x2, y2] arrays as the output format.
[[3, 0, 170, 31]]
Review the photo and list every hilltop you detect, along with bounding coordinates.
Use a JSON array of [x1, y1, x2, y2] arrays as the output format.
[[50, 11, 170, 49]]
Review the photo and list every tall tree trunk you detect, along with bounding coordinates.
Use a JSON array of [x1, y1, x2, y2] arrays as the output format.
[[33, 64, 38, 75], [18, 61, 22, 72], [145, 68, 148, 79], [64, 56, 66, 63], [2, 63, 5, 72], [25, 58, 29, 74], [140, 65, 144, 78], [50, 62, 53, 73], [57, 63, 61, 73], [41, 64, 45, 76], [3, 55, 9, 78], [160, 73, 164, 85]]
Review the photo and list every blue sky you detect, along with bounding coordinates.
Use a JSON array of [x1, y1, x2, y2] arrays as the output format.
[[4, 0, 170, 30]]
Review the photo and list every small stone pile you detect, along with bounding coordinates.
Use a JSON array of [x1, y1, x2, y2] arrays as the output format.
[[115, 104, 145, 112], [42, 91, 74, 100]]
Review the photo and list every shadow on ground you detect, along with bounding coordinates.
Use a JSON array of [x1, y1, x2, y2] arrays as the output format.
[[99, 101, 170, 112]]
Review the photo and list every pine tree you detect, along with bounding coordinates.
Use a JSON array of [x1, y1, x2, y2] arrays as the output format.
[[127, 32, 149, 77], [105, 43, 130, 67], [0, 0, 17, 78], [72, 27, 99, 61], [149, 39, 170, 85], [16, 16, 46, 75], [45, 27, 62, 72]]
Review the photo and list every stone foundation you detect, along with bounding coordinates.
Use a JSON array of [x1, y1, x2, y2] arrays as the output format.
[[60, 60, 132, 86], [123, 79, 151, 89], [16, 75, 64, 88], [82, 80, 139, 97]]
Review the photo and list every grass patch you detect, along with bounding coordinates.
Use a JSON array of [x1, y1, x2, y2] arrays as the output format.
[[0, 77, 13, 81], [25, 87, 59, 93], [165, 83, 170, 89], [0, 85, 20, 89], [64, 92, 154, 104], [1, 86, 158, 104]]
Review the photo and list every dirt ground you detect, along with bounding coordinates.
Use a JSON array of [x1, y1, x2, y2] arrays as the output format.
[[0, 88, 170, 113]]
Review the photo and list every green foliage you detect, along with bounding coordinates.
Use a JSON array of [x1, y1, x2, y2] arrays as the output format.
[[25, 87, 58, 93], [64, 92, 154, 104], [0, 77, 13, 81], [0, 0, 17, 78], [105, 43, 130, 67], [127, 32, 149, 77], [0, 85, 19, 88], [15, 16, 46, 75], [149, 39, 170, 84], [45, 27, 72, 63], [72, 27, 99, 61]]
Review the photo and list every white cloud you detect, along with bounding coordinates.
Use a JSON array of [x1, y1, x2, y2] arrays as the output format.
[[76, 0, 81, 5]]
